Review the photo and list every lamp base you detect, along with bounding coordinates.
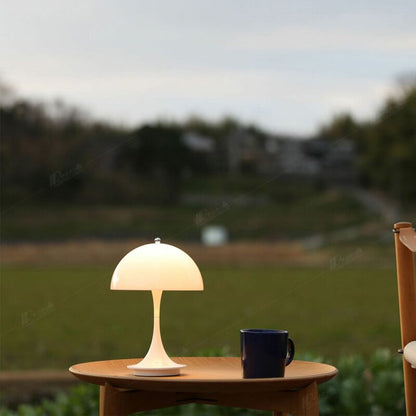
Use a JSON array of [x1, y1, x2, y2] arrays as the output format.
[[127, 362, 186, 376]]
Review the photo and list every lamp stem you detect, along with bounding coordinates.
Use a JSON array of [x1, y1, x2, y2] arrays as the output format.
[[151, 289, 163, 352], [137, 289, 176, 367]]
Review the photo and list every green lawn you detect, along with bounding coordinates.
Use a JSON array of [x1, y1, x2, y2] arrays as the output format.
[[1, 264, 400, 370]]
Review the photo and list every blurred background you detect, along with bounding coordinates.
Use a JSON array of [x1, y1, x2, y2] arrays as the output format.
[[1, 0, 415, 413]]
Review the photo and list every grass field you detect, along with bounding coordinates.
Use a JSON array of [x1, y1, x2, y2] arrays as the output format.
[[1, 262, 401, 371], [0, 188, 407, 373]]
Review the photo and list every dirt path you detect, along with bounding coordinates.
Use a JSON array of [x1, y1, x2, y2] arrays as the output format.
[[0, 370, 79, 407], [1, 239, 328, 266]]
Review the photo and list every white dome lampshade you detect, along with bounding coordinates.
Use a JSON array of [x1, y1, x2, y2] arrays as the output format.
[[111, 238, 203, 376]]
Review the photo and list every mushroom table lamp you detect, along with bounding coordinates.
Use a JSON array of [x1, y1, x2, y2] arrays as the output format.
[[110, 238, 203, 376]]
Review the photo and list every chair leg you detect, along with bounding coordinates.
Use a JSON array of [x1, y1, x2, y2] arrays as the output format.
[[394, 222, 416, 416]]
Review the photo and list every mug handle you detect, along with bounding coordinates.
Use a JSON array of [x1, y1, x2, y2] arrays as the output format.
[[285, 338, 295, 366]]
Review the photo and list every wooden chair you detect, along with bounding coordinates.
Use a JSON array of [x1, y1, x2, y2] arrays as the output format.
[[393, 222, 416, 416]]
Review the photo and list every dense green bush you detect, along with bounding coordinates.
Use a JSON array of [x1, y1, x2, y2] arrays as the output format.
[[0, 349, 405, 416], [0, 384, 99, 416], [318, 349, 404, 415]]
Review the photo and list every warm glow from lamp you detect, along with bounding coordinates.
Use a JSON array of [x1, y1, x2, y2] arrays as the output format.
[[111, 238, 203, 376]]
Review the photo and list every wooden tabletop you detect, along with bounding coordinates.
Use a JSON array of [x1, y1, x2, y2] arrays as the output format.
[[69, 357, 338, 393]]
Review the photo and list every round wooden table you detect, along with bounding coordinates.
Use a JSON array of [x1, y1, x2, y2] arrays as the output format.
[[69, 357, 338, 416]]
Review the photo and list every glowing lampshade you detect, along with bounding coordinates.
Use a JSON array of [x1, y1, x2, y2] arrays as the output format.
[[111, 238, 203, 376]]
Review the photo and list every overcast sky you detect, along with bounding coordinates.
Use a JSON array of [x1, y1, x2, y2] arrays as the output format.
[[1, 0, 415, 135]]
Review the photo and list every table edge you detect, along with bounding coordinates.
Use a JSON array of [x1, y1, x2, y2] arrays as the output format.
[[69, 357, 338, 392]]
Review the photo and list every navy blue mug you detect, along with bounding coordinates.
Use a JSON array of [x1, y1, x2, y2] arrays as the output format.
[[240, 329, 295, 378]]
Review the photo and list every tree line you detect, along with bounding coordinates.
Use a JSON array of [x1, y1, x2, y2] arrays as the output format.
[[317, 79, 416, 203], [1, 79, 415, 208]]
